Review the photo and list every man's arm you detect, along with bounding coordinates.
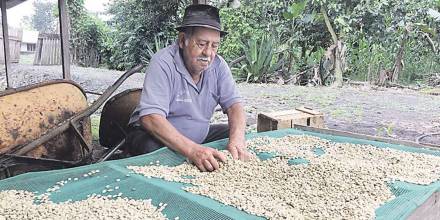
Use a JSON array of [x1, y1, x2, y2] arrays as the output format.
[[226, 102, 250, 160], [140, 114, 226, 171]]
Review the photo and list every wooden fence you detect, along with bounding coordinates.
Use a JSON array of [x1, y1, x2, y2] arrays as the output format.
[[33, 33, 103, 67], [34, 33, 62, 65], [0, 27, 22, 64]]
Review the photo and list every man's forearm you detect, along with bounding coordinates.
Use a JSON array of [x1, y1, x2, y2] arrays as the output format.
[[226, 103, 246, 143], [140, 114, 196, 156]]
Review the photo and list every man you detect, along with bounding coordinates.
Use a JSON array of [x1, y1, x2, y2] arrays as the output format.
[[126, 4, 250, 172]]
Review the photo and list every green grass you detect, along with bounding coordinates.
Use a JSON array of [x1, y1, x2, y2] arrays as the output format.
[[91, 116, 100, 141], [19, 53, 35, 65], [376, 123, 395, 137]]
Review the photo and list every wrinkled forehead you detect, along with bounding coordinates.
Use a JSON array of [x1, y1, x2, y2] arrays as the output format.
[[191, 27, 221, 43]]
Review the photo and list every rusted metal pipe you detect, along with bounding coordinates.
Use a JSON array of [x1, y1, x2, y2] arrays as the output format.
[[85, 91, 103, 96], [97, 139, 125, 163]]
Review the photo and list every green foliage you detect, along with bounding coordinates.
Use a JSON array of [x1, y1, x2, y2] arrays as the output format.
[[347, 38, 394, 81], [216, 0, 439, 84], [105, 0, 182, 70], [342, 0, 440, 83], [218, 0, 331, 78], [218, 5, 266, 61], [283, 0, 309, 20], [67, 0, 110, 67], [60, 0, 438, 86], [145, 35, 173, 62], [91, 116, 100, 141], [239, 35, 282, 83]]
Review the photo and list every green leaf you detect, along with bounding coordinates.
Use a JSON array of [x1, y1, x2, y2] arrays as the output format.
[[283, 12, 293, 20], [290, 0, 309, 19]]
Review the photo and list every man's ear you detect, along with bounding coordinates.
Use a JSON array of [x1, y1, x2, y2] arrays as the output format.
[[178, 33, 185, 49]]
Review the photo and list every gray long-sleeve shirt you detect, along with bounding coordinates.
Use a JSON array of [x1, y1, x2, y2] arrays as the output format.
[[129, 43, 241, 144]]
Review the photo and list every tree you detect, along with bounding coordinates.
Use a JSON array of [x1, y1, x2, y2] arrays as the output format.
[[106, 0, 184, 70], [67, 0, 111, 67], [29, 0, 58, 33], [320, 4, 346, 87]]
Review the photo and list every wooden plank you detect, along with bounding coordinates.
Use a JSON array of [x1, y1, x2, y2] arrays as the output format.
[[55, 39, 60, 65], [277, 119, 292, 129], [41, 38, 46, 64], [257, 108, 325, 132], [39, 38, 44, 65], [53, 39, 57, 65], [296, 106, 323, 115], [10, 39, 20, 62], [45, 38, 50, 64], [0, 38, 4, 62], [52, 38, 56, 64], [1, 0, 11, 88], [257, 114, 275, 132], [310, 116, 325, 128], [43, 38, 49, 64], [291, 117, 309, 127], [49, 38, 54, 64], [48, 38, 52, 64], [58, 0, 71, 79], [33, 38, 42, 65]]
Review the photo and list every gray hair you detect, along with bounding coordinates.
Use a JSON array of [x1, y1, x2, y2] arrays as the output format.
[[183, 27, 195, 46]]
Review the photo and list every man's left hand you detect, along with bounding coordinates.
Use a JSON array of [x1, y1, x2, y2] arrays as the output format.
[[226, 140, 250, 161]]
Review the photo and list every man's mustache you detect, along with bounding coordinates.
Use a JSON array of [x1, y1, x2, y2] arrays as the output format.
[[197, 57, 210, 62]]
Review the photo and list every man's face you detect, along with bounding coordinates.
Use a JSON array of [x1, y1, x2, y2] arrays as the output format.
[[179, 27, 221, 76]]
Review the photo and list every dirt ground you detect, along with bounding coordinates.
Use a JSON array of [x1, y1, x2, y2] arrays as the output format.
[[1, 64, 439, 146]]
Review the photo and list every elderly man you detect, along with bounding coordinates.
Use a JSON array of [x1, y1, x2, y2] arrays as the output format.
[[127, 4, 249, 172]]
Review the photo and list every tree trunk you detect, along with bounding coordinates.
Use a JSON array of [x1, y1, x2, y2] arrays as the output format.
[[391, 27, 409, 83], [321, 5, 344, 87]]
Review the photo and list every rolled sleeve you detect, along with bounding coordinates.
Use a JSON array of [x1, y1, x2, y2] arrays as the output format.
[[217, 59, 242, 112], [137, 57, 172, 118]]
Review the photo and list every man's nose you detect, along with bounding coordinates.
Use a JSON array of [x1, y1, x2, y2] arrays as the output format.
[[202, 45, 214, 57]]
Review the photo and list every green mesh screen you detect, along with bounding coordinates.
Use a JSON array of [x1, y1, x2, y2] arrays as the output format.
[[0, 128, 439, 219]]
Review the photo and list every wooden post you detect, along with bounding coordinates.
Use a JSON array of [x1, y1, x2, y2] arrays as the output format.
[[1, 0, 11, 88], [58, 0, 71, 79]]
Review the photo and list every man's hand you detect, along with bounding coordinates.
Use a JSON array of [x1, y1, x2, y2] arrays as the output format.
[[186, 145, 227, 172], [225, 103, 249, 161], [227, 139, 251, 161]]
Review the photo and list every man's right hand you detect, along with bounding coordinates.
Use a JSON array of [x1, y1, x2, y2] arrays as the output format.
[[186, 145, 227, 172]]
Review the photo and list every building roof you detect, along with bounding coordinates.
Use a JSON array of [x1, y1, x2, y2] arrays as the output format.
[[6, 0, 28, 9]]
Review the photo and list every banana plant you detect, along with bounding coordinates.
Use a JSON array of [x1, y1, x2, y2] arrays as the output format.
[[240, 35, 282, 83]]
